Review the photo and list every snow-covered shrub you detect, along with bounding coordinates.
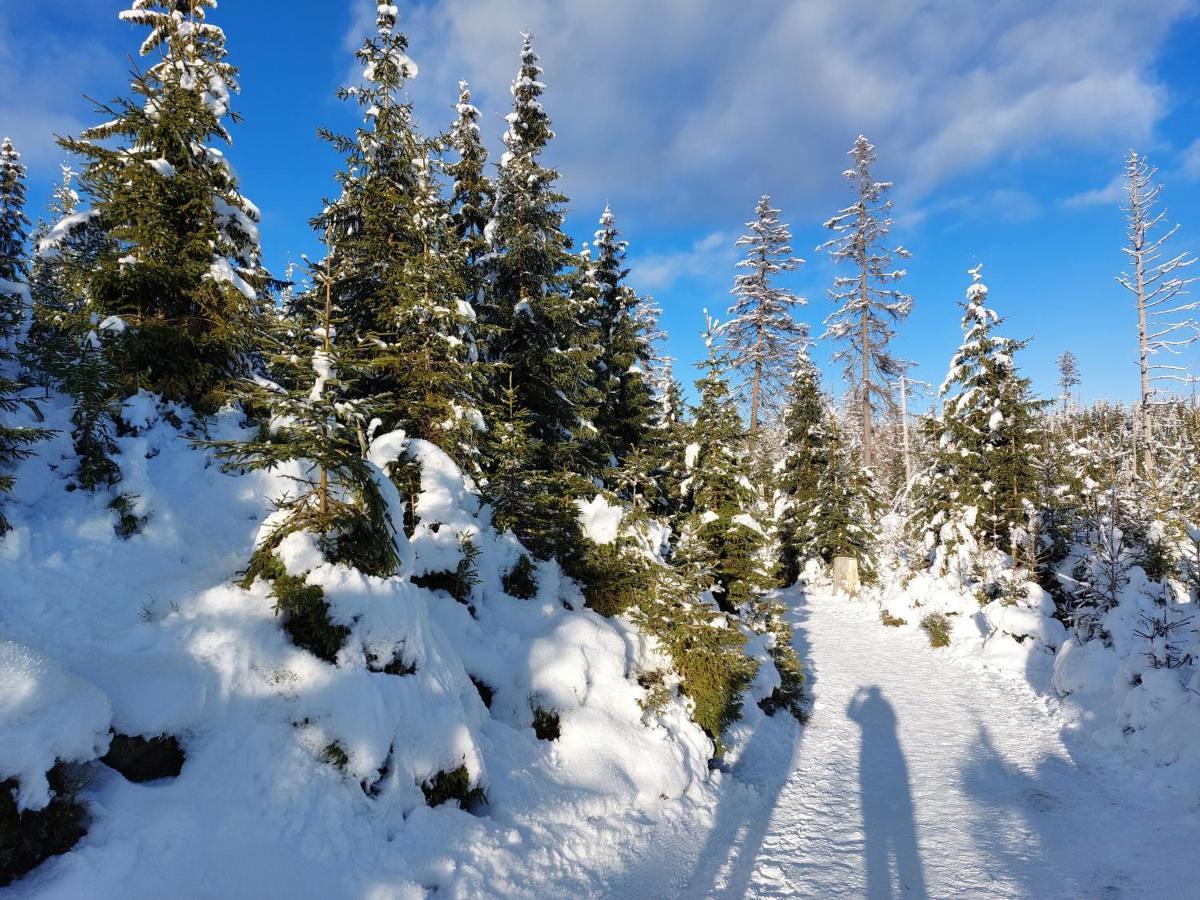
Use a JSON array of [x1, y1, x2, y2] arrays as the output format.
[[0, 397, 717, 894]]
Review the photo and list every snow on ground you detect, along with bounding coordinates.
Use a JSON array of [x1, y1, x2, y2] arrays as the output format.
[[6, 389, 1198, 897], [605, 584, 1200, 899], [0, 393, 716, 897]]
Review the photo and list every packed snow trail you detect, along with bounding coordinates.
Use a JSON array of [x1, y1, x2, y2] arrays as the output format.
[[605, 585, 1200, 899]]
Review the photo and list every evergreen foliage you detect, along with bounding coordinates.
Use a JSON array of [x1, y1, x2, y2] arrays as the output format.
[[216, 248, 401, 586], [820, 135, 913, 467], [0, 138, 30, 286], [680, 322, 774, 613], [446, 80, 493, 304], [55, 0, 268, 413], [591, 207, 656, 471], [806, 419, 882, 582], [315, 3, 478, 462], [777, 355, 830, 584], [482, 33, 597, 477], [722, 195, 806, 439], [911, 267, 1045, 570], [0, 138, 50, 534]]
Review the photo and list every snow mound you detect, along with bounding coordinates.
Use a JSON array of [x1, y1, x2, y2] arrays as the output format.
[[0, 639, 112, 811], [0, 393, 714, 894]]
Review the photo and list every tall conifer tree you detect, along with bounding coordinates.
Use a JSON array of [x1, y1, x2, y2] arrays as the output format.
[[912, 266, 1044, 567], [592, 206, 655, 469], [722, 195, 806, 442], [679, 320, 773, 613], [317, 3, 478, 462], [0, 138, 48, 534], [821, 136, 913, 466], [483, 32, 597, 477], [56, 0, 268, 412]]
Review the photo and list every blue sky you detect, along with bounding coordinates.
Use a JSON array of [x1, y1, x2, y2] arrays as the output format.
[[3, 0, 1200, 411]]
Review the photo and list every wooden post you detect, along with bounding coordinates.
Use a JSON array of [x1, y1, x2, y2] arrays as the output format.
[[832, 556, 860, 597]]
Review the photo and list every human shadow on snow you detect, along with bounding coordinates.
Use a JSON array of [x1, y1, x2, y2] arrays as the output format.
[[676, 587, 813, 898], [847, 685, 928, 900]]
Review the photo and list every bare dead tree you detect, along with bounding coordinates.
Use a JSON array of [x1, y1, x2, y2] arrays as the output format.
[[1117, 151, 1198, 480]]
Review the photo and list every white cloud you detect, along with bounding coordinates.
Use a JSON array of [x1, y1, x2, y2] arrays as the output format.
[[1182, 138, 1200, 181], [1062, 174, 1126, 209], [629, 231, 735, 293], [381, 0, 1194, 227]]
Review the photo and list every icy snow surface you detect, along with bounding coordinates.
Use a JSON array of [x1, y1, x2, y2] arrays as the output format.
[[606, 585, 1200, 898]]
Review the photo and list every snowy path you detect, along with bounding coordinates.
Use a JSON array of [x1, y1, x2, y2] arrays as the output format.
[[606, 586, 1200, 899]]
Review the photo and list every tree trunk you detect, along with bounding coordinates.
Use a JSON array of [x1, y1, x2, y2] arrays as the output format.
[[899, 374, 911, 486], [1130, 164, 1155, 482], [859, 216, 873, 467]]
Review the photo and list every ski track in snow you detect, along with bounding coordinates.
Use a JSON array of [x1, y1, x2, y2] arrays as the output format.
[[605, 585, 1200, 899]]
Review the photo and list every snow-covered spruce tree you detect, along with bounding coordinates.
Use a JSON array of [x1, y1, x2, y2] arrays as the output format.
[[647, 363, 691, 524], [26, 167, 101, 385], [679, 320, 775, 613], [591, 206, 655, 470], [911, 266, 1044, 571], [215, 245, 400, 661], [486, 373, 583, 568], [23, 167, 125, 491], [0, 138, 50, 535], [806, 416, 882, 582], [1056, 350, 1080, 415], [1118, 151, 1198, 482], [722, 195, 806, 444], [776, 353, 829, 584], [446, 80, 493, 307], [55, 0, 268, 413], [64, 321, 124, 492], [483, 33, 596, 464], [480, 32, 597, 562], [821, 135, 913, 467], [315, 4, 479, 464], [0, 139, 30, 291]]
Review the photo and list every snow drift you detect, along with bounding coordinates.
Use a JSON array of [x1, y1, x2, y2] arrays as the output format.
[[0, 392, 716, 896]]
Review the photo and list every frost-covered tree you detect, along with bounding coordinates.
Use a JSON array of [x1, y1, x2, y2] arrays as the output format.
[[0, 138, 30, 291], [1118, 151, 1198, 480], [486, 373, 583, 567], [55, 0, 268, 413], [446, 80, 493, 306], [821, 136, 913, 466], [483, 33, 596, 475], [480, 33, 598, 566], [776, 354, 828, 584], [0, 140, 50, 534], [722, 195, 806, 442], [912, 266, 1044, 567], [806, 417, 881, 582], [647, 364, 691, 524], [591, 206, 655, 469], [1056, 350, 1081, 413], [679, 319, 774, 613], [777, 355, 879, 584], [315, 3, 478, 462]]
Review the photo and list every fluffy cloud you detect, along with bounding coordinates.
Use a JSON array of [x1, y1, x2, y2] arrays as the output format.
[[1183, 138, 1200, 181], [373, 0, 1194, 228], [629, 231, 736, 293], [1062, 174, 1127, 209]]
